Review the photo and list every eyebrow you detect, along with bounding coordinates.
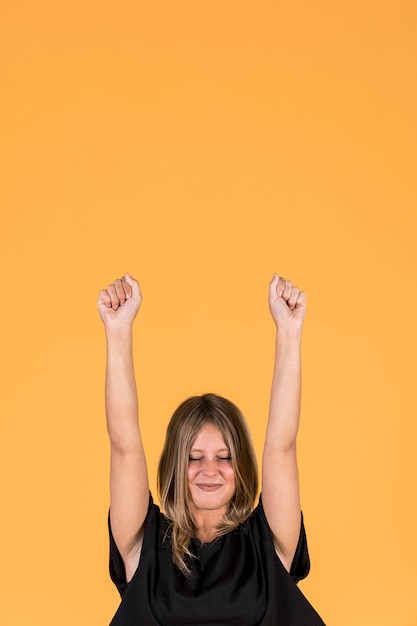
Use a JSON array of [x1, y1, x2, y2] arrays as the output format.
[[190, 447, 230, 453]]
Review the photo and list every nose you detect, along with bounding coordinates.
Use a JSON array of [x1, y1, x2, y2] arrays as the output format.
[[200, 458, 218, 476]]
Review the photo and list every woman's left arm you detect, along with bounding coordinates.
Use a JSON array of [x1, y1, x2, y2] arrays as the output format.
[[262, 274, 307, 572]]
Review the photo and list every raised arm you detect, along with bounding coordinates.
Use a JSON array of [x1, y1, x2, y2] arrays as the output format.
[[98, 273, 149, 581], [262, 274, 307, 572]]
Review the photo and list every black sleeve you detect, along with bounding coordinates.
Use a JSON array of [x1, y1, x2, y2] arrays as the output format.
[[108, 494, 154, 598], [258, 495, 311, 584], [289, 512, 311, 583]]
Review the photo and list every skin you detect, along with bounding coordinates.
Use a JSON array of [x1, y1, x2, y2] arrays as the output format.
[[187, 422, 236, 542], [263, 274, 306, 571], [98, 272, 306, 581]]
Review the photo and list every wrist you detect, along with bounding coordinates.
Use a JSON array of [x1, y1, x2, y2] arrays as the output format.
[[105, 323, 134, 342], [275, 326, 303, 349]]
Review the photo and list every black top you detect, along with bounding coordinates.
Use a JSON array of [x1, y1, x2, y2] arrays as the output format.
[[108, 495, 325, 625]]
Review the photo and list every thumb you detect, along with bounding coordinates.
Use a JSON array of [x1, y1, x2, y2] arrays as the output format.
[[123, 273, 142, 300], [269, 273, 280, 299]]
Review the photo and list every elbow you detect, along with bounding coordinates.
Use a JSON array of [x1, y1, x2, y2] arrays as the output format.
[[108, 427, 142, 454], [265, 439, 297, 456]]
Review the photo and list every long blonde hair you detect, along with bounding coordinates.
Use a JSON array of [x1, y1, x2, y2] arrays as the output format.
[[157, 393, 258, 574]]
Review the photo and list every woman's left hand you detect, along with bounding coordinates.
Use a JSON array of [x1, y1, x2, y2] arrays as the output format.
[[268, 274, 306, 332]]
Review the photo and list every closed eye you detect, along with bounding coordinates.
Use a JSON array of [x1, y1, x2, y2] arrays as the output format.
[[189, 456, 232, 462]]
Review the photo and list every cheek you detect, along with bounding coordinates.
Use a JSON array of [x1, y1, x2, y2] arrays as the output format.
[[225, 466, 236, 484], [188, 465, 198, 482]]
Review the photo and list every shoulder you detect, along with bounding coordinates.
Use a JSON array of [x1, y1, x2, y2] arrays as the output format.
[[241, 495, 270, 535], [247, 495, 311, 583], [109, 493, 165, 595]]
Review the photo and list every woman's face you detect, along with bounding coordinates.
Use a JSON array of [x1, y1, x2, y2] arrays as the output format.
[[187, 422, 236, 518]]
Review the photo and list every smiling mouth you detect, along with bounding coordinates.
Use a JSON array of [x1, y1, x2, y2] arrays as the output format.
[[196, 484, 222, 492]]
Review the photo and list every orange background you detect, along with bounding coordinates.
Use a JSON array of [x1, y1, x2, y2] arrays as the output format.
[[1, 1, 416, 624]]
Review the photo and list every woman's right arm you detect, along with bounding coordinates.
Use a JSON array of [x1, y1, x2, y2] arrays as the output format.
[[98, 273, 149, 581]]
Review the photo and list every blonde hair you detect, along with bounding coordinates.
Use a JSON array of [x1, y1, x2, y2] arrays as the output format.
[[157, 393, 258, 574]]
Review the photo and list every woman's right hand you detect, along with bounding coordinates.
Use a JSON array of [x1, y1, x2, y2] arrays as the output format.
[[98, 273, 142, 330]]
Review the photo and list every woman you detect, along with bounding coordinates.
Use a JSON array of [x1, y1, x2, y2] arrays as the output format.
[[98, 273, 325, 625]]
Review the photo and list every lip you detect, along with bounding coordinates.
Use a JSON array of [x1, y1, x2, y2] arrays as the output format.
[[196, 483, 222, 492]]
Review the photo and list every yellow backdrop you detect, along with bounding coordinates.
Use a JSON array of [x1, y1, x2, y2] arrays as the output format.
[[1, 1, 416, 624]]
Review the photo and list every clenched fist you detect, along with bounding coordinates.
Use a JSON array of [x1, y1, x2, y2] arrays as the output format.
[[268, 274, 306, 332], [98, 273, 142, 330]]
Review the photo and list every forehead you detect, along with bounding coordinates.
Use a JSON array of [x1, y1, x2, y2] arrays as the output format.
[[191, 422, 228, 450]]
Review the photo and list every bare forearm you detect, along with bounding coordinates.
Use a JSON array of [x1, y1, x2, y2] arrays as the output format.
[[105, 327, 140, 450], [266, 329, 302, 449]]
